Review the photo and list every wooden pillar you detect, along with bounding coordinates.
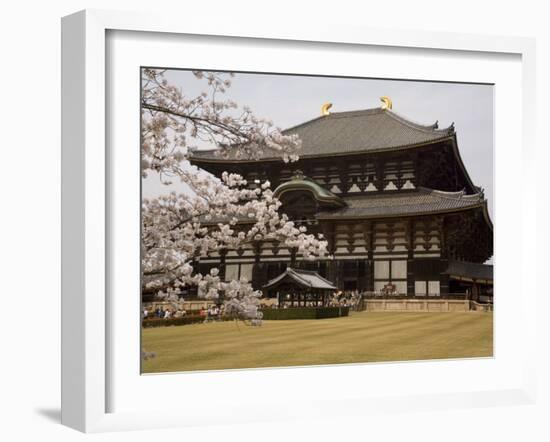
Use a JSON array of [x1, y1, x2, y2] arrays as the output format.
[[406, 219, 415, 296], [440, 216, 448, 259], [290, 248, 297, 267], [251, 241, 262, 291], [438, 216, 449, 295], [321, 221, 336, 285], [334, 260, 340, 289], [219, 249, 227, 282], [325, 258, 337, 288], [375, 160, 385, 191], [364, 221, 374, 292]]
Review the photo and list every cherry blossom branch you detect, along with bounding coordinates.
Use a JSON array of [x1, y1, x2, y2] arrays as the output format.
[[141, 69, 327, 323]]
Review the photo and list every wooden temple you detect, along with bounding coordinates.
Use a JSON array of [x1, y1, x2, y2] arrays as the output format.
[[189, 100, 493, 301]]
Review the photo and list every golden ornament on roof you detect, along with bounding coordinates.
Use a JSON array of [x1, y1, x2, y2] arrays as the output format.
[[380, 96, 393, 110], [321, 102, 332, 116]]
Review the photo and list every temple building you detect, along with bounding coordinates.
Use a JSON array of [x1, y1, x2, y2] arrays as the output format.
[[189, 99, 493, 301]]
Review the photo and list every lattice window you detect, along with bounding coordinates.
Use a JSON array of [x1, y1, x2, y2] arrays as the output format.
[[240, 263, 254, 282], [428, 281, 441, 296], [374, 260, 390, 279], [415, 281, 427, 296], [391, 260, 407, 279], [225, 264, 239, 282]]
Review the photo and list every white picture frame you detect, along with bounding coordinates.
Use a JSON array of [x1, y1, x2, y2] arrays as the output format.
[[61, 9, 537, 433]]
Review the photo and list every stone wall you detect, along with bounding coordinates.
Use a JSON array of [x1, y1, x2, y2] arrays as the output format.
[[469, 301, 493, 312], [364, 299, 471, 312]]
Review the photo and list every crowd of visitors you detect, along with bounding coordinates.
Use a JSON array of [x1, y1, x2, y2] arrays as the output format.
[[328, 290, 362, 309], [142, 303, 226, 321], [202, 304, 224, 321], [274, 290, 364, 309], [143, 306, 188, 320]]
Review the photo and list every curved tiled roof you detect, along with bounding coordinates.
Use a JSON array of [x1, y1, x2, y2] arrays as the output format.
[[189, 107, 454, 162], [201, 187, 490, 226], [263, 268, 337, 290], [316, 187, 486, 220], [273, 176, 346, 208]]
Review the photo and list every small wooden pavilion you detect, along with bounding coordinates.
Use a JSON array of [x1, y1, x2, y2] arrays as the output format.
[[263, 268, 338, 307]]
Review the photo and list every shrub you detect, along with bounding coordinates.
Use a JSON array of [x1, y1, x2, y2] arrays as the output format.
[[142, 307, 350, 326], [142, 315, 239, 328], [142, 316, 204, 328]]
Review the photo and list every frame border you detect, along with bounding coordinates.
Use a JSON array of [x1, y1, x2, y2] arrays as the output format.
[[61, 9, 537, 432]]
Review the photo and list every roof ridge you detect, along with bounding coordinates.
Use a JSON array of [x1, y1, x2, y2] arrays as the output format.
[[339, 189, 431, 201], [384, 109, 455, 135], [281, 107, 385, 134], [190, 106, 459, 161], [281, 107, 455, 138], [288, 268, 337, 288], [326, 108, 384, 118], [334, 187, 486, 207], [290, 267, 317, 274], [286, 268, 313, 287], [420, 187, 464, 197], [428, 188, 484, 201], [281, 115, 327, 134]]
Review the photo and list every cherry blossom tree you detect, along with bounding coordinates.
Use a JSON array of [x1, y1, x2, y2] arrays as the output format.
[[141, 69, 328, 323]]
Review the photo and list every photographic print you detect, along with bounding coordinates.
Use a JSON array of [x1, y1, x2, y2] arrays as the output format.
[[140, 68, 493, 373]]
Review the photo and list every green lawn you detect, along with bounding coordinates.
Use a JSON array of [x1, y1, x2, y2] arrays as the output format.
[[141, 311, 493, 373]]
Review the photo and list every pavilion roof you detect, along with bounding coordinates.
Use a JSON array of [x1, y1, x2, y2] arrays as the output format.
[[263, 268, 337, 291], [189, 107, 454, 162], [316, 187, 489, 221], [443, 259, 493, 283]]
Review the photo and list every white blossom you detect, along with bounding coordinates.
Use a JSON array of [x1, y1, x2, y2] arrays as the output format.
[[141, 69, 328, 324], [141, 69, 302, 182]]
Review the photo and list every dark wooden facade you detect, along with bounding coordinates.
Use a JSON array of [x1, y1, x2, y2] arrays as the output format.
[[190, 106, 493, 297]]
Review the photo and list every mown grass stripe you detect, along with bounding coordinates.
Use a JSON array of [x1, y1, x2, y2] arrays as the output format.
[[142, 312, 493, 372]]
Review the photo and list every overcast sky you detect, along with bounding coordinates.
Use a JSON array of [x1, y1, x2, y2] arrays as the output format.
[[143, 69, 494, 219]]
